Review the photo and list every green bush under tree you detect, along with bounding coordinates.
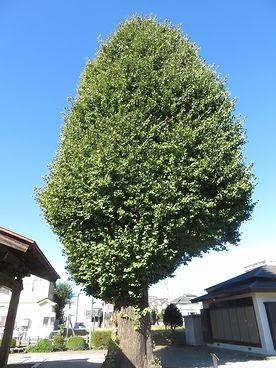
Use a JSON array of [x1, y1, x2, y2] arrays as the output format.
[[66, 336, 87, 351], [26, 339, 53, 353], [92, 329, 112, 349], [52, 334, 66, 351], [0, 338, 16, 349]]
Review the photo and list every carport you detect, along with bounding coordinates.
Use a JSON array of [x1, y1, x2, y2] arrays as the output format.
[[0, 227, 59, 368]]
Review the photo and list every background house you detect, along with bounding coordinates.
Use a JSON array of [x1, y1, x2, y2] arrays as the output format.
[[0, 275, 56, 340], [170, 293, 201, 317], [64, 292, 113, 329]]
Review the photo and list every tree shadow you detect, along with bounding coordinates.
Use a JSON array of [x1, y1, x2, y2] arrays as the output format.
[[154, 345, 266, 368], [102, 340, 136, 368]]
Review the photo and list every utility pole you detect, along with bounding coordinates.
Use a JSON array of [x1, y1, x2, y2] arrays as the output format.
[[89, 295, 94, 349]]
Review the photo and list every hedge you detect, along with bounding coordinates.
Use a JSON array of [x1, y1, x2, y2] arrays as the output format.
[[66, 336, 87, 351], [26, 338, 53, 353], [53, 334, 66, 351], [0, 338, 16, 348], [92, 329, 112, 349]]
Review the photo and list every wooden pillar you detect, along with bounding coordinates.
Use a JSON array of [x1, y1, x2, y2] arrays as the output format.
[[0, 278, 23, 368]]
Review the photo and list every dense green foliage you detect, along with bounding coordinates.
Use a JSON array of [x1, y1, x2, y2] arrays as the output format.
[[66, 336, 87, 351], [163, 304, 183, 331], [52, 334, 66, 351], [92, 329, 112, 349], [150, 308, 159, 325], [0, 337, 16, 348], [10, 337, 16, 348], [38, 16, 254, 307], [26, 339, 53, 353], [53, 282, 73, 324]]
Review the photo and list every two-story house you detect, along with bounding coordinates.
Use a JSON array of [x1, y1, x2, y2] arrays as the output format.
[[0, 275, 56, 340]]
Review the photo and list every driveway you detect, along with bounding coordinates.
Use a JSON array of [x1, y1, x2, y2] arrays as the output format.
[[155, 345, 276, 368], [7, 346, 276, 368], [7, 350, 106, 368]]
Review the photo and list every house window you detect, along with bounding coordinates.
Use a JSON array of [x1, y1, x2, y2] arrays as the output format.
[[85, 309, 92, 319], [43, 317, 55, 326]]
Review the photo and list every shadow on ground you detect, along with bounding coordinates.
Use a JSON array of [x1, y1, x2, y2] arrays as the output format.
[[154, 345, 265, 368]]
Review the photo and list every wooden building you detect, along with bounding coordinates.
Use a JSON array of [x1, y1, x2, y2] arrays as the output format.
[[0, 227, 59, 368], [193, 265, 276, 356]]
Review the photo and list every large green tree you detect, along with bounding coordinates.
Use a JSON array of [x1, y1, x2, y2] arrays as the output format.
[[53, 281, 73, 326], [38, 16, 254, 367]]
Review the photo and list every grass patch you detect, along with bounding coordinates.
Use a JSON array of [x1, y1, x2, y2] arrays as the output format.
[[152, 327, 185, 346]]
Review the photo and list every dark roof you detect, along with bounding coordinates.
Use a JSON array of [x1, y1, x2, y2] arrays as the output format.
[[192, 265, 276, 303], [0, 227, 59, 283]]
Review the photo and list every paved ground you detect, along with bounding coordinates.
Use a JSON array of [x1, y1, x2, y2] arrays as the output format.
[[7, 350, 106, 368], [155, 345, 276, 368], [7, 346, 276, 368]]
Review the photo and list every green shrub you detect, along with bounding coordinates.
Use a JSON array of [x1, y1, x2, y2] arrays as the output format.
[[0, 337, 16, 348], [92, 329, 112, 349], [74, 328, 88, 336], [53, 334, 66, 351], [152, 328, 185, 346], [66, 336, 87, 351], [10, 338, 16, 348], [26, 338, 53, 353]]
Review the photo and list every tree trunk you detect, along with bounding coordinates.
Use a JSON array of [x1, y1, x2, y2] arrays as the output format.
[[103, 290, 157, 368]]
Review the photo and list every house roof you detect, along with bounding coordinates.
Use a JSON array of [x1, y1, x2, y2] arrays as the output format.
[[0, 227, 59, 283], [192, 265, 276, 303], [37, 298, 56, 307], [170, 293, 198, 305]]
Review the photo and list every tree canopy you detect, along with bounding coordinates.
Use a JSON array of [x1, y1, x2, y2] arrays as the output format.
[[38, 16, 254, 308], [53, 281, 73, 325]]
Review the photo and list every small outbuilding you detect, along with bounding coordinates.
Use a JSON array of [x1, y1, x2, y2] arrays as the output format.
[[192, 264, 276, 356], [0, 227, 59, 368]]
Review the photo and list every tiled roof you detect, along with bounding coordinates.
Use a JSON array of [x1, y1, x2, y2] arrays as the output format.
[[170, 294, 198, 304], [192, 265, 276, 303]]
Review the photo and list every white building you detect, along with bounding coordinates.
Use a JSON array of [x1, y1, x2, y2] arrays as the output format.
[[0, 275, 56, 340], [65, 292, 113, 329], [170, 293, 201, 316]]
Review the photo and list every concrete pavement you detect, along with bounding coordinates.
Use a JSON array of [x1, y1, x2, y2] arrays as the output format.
[[155, 345, 276, 368], [7, 350, 106, 368], [7, 345, 276, 368]]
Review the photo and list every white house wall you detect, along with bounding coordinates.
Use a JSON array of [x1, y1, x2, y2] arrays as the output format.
[[252, 292, 276, 355], [0, 275, 56, 339]]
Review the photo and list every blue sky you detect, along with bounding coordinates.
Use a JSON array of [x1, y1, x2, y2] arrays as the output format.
[[1, 1, 275, 297]]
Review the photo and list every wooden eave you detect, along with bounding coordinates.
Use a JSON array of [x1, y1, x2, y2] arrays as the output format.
[[0, 227, 59, 283]]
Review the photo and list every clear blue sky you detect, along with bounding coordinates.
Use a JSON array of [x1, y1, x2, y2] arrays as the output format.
[[1, 1, 275, 295]]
